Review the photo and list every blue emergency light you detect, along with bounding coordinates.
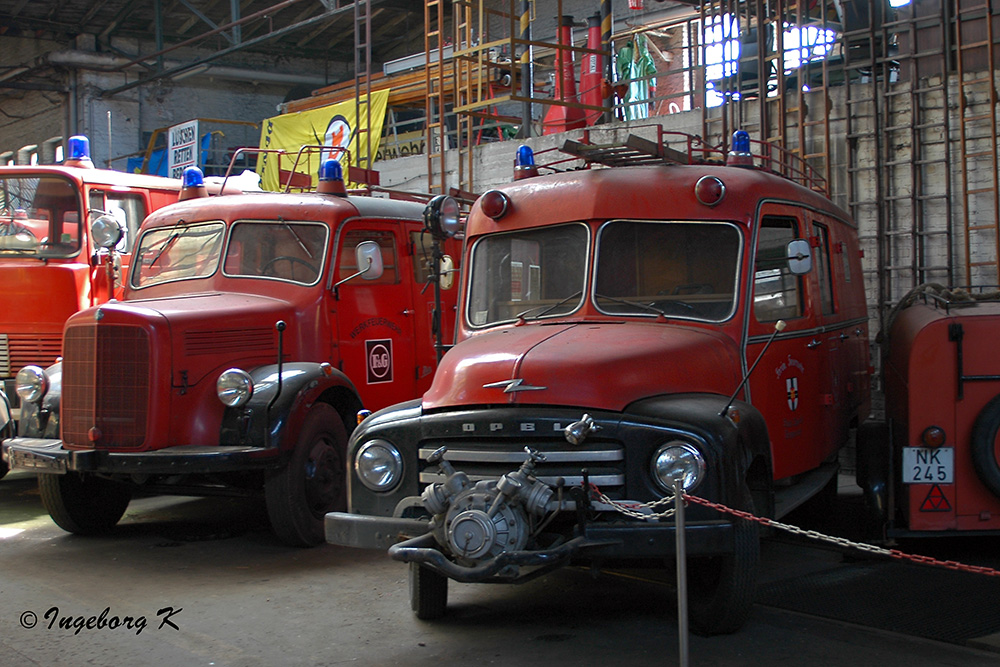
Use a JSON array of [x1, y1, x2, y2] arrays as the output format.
[[513, 144, 539, 180], [182, 166, 205, 187], [318, 159, 347, 196], [68, 135, 90, 160]]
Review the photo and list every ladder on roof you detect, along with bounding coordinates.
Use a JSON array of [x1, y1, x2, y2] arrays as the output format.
[[956, 0, 1000, 286], [560, 134, 691, 167]]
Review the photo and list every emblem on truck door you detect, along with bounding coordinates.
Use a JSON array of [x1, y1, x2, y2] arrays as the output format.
[[483, 378, 547, 393]]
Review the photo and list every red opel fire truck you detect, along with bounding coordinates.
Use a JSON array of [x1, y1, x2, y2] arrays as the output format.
[[2, 160, 459, 546], [857, 285, 1000, 539], [325, 128, 871, 635], [0, 136, 219, 449]]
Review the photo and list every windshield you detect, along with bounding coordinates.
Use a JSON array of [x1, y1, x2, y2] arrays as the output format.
[[132, 221, 226, 288], [467, 223, 588, 327], [0, 175, 83, 257], [594, 220, 741, 321]]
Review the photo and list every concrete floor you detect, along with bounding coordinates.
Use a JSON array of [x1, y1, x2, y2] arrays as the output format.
[[2, 469, 999, 667]]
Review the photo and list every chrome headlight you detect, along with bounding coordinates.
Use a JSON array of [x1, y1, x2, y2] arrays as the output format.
[[355, 439, 403, 492], [651, 441, 706, 492], [91, 214, 124, 249], [216, 368, 254, 407], [15, 365, 49, 404]]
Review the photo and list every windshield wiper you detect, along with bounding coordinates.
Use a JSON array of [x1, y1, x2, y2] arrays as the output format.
[[516, 290, 583, 321], [594, 293, 672, 317], [279, 217, 314, 259], [150, 231, 181, 267]]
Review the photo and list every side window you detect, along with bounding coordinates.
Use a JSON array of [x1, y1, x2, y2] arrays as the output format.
[[813, 222, 836, 316], [89, 190, 147, 253], [410, 229, 434, 285], [754, 216, 804, 322], [339, 227, 398, 284]]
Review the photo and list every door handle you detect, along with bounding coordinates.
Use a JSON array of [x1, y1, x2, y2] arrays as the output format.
[[839, 333, 849, 341], [807, 338, 822, 348], [402, 309, 415, 316]]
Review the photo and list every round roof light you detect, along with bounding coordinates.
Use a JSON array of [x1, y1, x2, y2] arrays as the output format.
[[695, 175, 726, 207], [480, 190, 511, 220]]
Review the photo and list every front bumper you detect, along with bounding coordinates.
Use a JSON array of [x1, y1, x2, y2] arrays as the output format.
[[2, 437, 281, 475], [325, 510, 734, 583]]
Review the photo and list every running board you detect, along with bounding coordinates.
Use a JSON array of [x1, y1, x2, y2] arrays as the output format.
[[773, 461, 840, 519]]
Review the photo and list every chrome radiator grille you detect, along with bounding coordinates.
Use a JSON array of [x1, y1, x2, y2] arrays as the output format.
[[418, 441, 625, 498], [62, 324, 151, 448]]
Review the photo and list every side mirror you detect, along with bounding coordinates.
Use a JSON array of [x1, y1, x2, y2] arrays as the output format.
[[356, 240, 384, 281], [91, 214, 124, 250], [439, 254, 455, 290], [424, 195, 461, 240], [786, 239, 812, 275]]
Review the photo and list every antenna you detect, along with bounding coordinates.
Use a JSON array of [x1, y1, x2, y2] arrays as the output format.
[[719, 320, 787, 417]]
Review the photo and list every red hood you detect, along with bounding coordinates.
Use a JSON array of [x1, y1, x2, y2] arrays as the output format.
[[423, 322, 742, 412]]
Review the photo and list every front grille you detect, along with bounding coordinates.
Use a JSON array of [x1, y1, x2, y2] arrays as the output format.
[[62, 324, 150, 448], [418, 440, 626, 498], [0, 333, 62, 377]]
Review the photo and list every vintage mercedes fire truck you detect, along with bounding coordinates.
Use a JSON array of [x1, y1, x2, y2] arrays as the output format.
[[325, 129, 871, 635], [0, 135, 228, 457], [2, 160, 459, 546]]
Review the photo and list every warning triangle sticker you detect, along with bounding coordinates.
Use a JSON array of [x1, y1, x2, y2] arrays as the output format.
[[920, 484, 952, 512]]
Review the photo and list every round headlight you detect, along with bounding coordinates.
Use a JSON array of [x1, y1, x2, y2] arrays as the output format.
[[91, 214, 124, 249], [216, 368, 254, 407], [651, 441, 706, 493], [355, 439, 403, 492], [15, 365, 49, 404]]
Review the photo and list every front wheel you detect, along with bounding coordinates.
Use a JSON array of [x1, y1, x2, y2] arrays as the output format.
[[686, 486, 759, 636], [409, 562, 448, 619], [38, 472, 132, 534], [265, 403, 347, 547]]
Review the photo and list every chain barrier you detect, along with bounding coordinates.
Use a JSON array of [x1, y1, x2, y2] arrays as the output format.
[[590, 485, 1000, 578]]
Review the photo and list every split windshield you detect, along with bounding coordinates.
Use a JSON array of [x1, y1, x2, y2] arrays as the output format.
[[131, 220, 328, 289], [466, 220, 741, 328], [0, 175, 83, 257]]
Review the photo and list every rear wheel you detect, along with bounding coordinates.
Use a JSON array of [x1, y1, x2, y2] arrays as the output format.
[[38, 472, 132, 534], [971, 396, 1000, 498], [686, 485, 759, 636], [409, 562, 448, 619], [265, 403, 347, 547]]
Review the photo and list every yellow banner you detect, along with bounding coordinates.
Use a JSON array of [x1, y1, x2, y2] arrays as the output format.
[[256, 90, 390, 191]]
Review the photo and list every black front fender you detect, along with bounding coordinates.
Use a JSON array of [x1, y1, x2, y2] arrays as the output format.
[[219, 362, 360, 452]]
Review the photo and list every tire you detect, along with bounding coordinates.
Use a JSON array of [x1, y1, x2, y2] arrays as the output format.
[[409, 562, 448, 620], [686, 485, 759, 636], [971, 395, 1000, 498], [855, 421, 889, 540], [38, 472, 132, 535], [0, 459, 8, 481], [265, 403, 347, 547]]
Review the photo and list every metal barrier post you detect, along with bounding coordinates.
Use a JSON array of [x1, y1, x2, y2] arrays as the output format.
[[674, 477, 689, 667]]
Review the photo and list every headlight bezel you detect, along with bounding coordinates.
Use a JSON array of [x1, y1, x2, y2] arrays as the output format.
[[650, 441, 706, 493], [355, 439, 404, 493], [216, 368, 254, 408], [15, 365, 49, 404]]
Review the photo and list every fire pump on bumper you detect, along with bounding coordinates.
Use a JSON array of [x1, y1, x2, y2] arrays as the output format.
[[326, 130, 872, 635], [2, 160, 460, 546]]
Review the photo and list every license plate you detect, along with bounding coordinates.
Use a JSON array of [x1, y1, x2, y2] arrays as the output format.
[[8, 448, 68, 474], [902, 447, 953, 484]]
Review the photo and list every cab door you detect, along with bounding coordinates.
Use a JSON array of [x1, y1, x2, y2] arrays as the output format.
[[330, 219, 419, 412], [86, 188, 149, 301], [746, 207, 831, 480]]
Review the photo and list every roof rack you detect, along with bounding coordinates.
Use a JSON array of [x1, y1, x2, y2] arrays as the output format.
[[535, 124, 828, 195]]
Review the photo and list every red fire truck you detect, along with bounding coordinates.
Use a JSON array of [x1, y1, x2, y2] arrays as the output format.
[[0, 136, 222, 451], [2, 160, 459, 547], [325, 128, 871, 635], [857, 285, 1000, 538]]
